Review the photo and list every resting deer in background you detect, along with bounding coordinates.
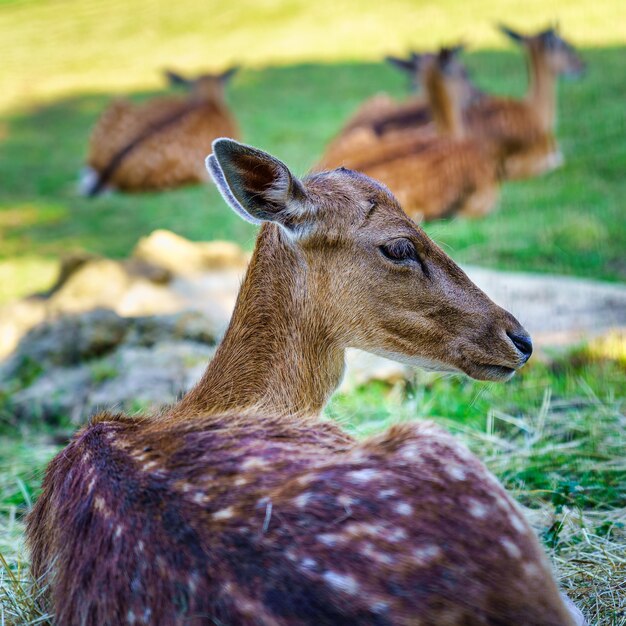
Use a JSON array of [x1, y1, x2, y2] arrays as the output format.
[[335, 52, 434, 138], [28, 138, 586, 625], [331, 47, 482, 143], [317, 48, 500, 221], [465, 25, 585, 179], [82, 68, 240, 195]]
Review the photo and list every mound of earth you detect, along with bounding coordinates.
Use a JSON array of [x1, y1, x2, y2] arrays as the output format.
[[1, 230, 624, 423]]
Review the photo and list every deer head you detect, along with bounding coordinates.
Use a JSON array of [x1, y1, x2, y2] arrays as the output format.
[[207, 139, 532, 385], [385, 52, 433, 91], [386, 46, 481, 105], [498, 25, 585, 77], [164, 66, 240, 102]]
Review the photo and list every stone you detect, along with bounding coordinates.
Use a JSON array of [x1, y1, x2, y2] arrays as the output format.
[[132, 229, 248, 275]]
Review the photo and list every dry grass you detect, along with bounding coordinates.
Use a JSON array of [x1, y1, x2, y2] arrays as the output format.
[[1, 374, 624, 624]]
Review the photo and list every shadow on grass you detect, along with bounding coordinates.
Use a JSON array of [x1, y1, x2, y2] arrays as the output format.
[[0, 47, 624, 297]]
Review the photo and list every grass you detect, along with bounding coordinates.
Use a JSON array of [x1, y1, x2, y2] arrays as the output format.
[[1, 351, 624, 624]]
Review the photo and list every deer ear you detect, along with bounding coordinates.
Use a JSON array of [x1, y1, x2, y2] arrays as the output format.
[[207, 139, 310, 233], [219, 66, 240, 83], [498, 24, 526, 44], [385, 55, 419, 74], [164, 70, 191, 87]]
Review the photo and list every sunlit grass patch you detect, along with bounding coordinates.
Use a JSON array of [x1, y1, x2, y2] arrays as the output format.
[[0, 257, 58, 304]]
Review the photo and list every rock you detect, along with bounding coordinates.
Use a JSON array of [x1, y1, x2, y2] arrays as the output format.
[[0, 298, 47, 360], [48, 259, 131, 314], [6, 340, 214, 425], [133, 229, 248, 274], [0, 309, 218, 383], [2, 309, 129, 375], [37, 251, 100, 298], [116, 280, 184, 316]]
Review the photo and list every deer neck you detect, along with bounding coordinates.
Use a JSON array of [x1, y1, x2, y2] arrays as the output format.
[[426, 72, 465, 140], [526, 46, 557, 131], [172, 225, 345, 419]]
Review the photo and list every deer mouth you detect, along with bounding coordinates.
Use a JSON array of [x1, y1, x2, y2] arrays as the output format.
[[466, 362, 517, 382]]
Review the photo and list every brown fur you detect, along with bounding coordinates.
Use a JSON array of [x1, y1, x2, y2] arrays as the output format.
[[317, 51, 499, 221], [86, 70, 240, 192], [28, 140, 575, 625]]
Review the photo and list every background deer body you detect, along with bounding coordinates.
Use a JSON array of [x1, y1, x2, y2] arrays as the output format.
[[465, 26, 585, 180], [317, 50, 500, 221], [83, 69, 239, 195], [28, 140, 579, 625]]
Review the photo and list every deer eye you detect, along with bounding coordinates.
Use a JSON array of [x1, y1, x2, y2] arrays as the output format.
[[379, 238, 420, 264]]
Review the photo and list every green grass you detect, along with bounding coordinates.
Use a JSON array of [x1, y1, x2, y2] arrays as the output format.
[[1, 0, 624, 114]]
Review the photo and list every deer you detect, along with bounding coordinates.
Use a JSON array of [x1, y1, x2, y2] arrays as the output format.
[[317, 48, 500, 221], [464, 25, 585, 179], [335, 53, 434, 139], [325, 47, 480, 153], [27, 138, 587, 625], [81, 68, 240, 195], [338, 27, 584, 182]]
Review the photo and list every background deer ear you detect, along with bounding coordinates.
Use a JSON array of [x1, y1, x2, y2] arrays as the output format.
[[219, 66, 240, 83], [497, 24, 526, 44], [207, 139, 310, 233], [164, 70, 192, 87], [385, 55, 419, 74]]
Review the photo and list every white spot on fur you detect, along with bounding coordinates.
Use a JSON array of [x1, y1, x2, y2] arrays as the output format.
[[300, 557, 317, 571], [371, 601, 389, 613], [193, 492, 207, 505], [523, 562, 542, 579], [361, 542, 394, 565], [294, 492, 313, 508], [387, 528, 407, 542], [348, 469, 380, 483], [446, 465, 467, 481], [136, 540, 145, 553], [318, 533, 340, 547], [338, 494, 354, 507], [127, 610, 136, 624], [86, 477, 96, 493], [468, 499, 488, 519], [500, 537, 522, 559], [296, 473, 317, 486], [242, 457, 268, 470], [380, 489, 397, 498], [323, 571, 359, 595], [509, 513, 527, 534], [213, 506, 235, 520], [345, 522, 383, 538], [234, 477, 248, 486], [93, 496, 110, 516], [141, 608, 152, 624], [394, 502, 413, 516], [141, 461, 159, 472], [412, 545, 442, 564], [114, 524, 124, 538], [400, 445, 421, 461]]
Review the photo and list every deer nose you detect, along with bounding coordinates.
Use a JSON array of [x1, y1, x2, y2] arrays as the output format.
[[506, 330, 533, 362]]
